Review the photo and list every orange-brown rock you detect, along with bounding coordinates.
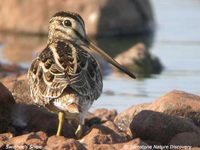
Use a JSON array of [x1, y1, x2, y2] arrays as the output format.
[[93, 108, 117, 122], [0, 132, 13, 149], [0, 132, 13, 142], [168, 132, 200, 147], [88, 138, 150, 150], [6, 131, 47, 150], [81, 125, 128, 147], [114, 90, 200, 131], [148, 90, 200, 126], [45, 136, 86, 150], [103, 121, 121, 134], [103, 121, 132, 141], [0, 82, 15, 133], [130, 110, 200, 145], [0, 0, 154, 37], [191, 148, 200, 150]]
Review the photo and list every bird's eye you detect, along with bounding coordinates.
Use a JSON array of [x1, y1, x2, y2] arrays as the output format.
[[63, 19, 72, 27]]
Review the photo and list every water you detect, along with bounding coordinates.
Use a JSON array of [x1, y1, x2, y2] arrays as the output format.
[[0, 0, 200, 112], [94, 0, 200, 111]]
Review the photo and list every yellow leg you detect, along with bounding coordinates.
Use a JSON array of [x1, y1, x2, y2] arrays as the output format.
[[75, 124, 83, 139], [56, 112, 65, 136]]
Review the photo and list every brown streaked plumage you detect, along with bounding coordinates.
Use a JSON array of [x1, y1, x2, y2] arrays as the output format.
[[27, 11, 136, 138]]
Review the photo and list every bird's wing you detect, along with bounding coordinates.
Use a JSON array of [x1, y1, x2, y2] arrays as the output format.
[[69, 46, 103, 100], [28, 41, 102, 104], [28, 45, 69, 103]]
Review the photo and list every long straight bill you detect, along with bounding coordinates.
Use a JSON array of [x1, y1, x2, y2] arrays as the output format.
[[86, 39, 136, 79]]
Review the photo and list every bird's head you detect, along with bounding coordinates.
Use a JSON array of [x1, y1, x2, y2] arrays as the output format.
[[48, 11, 136, 79], [48, 11, 86, 44]]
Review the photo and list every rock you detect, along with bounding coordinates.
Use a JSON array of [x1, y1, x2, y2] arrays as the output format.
[[81, 124, 127, 147], [114, 43, 163, 78], [148, 90, 200, 127], [103, 121, 121, 134], [168, 132, 200, 147], [84, 112, 102, 128], [0, 82, 15, 133], [0, 132, 13, 141], [0, 132, 13, 149], [103, 121, 131, 140], [93, 108, 118, 122], [11, 103, 76, 138], [130, 110, 200, 144], [114, 90, 200, 131], [0, 0, 154, 37], [6, 131, 47, 150], [114, 103, 150, 131], [45, 136, 86, 150], [87, 138, 150, 150]]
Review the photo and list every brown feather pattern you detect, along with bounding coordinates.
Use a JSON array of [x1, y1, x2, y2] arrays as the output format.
[[28, 40, 103, 107]]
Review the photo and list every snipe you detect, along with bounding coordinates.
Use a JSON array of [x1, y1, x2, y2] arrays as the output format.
[[27, 11, 136, 138]]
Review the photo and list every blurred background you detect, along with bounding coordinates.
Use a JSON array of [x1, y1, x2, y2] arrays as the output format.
[[0, 0, 200, 112]]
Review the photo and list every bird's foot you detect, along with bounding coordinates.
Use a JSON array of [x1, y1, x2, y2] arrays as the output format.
[[75, 124, 83, 139]]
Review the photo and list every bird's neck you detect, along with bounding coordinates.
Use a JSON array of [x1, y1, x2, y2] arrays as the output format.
[[47, 37, 70, 45]]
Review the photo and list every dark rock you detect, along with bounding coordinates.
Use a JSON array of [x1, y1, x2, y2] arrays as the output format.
[[143, 140, 161, 147], [0, 0, 154, 37], [81, 124, 128, 147], [84, 109, 118, 128], [168, 132, 200, 147], [93, 108, 118, 122], [84, 112, 102, 127], [0, 82, 15, 133], [130, 110, 200, 144], [45, 136, 86, 150], [114, 43, 163, 78], [6, 131, 47, 150], [11, 104, 76, 138]]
